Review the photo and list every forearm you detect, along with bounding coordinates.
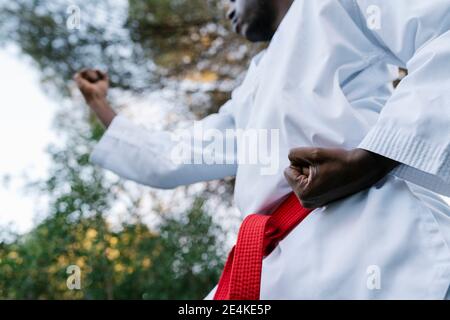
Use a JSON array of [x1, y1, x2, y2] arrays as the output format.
[[87, 97, 116, 128]]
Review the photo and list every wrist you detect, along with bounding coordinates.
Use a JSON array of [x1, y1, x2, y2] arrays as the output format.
[[349, 148, 399, 175], [87, 96, 108, 110]]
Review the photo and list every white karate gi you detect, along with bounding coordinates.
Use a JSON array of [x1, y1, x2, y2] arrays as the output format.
[[91, 0, 450, 299]]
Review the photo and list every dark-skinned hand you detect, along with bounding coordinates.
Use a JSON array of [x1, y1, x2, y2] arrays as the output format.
[[74, 68, 116, 128], [284, 148, 399, 209]]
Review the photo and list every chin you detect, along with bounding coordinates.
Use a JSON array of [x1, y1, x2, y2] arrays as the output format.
[[244, 30, 273, 43], [243, 23, 274, 43]]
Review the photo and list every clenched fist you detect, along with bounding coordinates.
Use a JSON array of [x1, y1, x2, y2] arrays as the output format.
[[74, 69, 109, 107], [74, 69, 116, 128], [284, 147, 399, 209]]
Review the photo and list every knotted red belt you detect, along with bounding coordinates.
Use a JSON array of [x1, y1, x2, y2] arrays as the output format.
[[214, 193, 313, 300]]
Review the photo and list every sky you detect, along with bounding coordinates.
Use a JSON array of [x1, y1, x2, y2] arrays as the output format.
[[0, 46, 56, 234]]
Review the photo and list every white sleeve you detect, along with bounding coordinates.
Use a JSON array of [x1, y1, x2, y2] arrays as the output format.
[[90, 100, 237, 189], [356, 0, 450, 196]]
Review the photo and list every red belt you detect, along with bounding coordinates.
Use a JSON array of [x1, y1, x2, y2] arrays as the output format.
[[214, 193, 313, 300]]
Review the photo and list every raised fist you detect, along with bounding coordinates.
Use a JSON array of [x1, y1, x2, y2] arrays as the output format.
[[74, 69, 109, 106]]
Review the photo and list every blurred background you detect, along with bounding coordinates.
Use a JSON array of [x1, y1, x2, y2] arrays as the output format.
[[1, 0, 448, 300], [0, 0, 263, 299]]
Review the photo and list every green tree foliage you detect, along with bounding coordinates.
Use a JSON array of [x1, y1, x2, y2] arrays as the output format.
[[0, 0, 260, 111], [0, 118, 225, 299], [0, 197, 224, 299]]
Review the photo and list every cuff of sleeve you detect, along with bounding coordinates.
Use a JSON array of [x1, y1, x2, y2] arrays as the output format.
[[90, 115, 139, 167], [358, 124, 450, 196], [98, 115, 143, 144]]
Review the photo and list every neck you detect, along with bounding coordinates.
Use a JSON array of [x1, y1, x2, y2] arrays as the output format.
[[273, 0, 294, 30]]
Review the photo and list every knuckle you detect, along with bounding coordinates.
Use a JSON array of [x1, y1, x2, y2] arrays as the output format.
[[284, 167, 293, 180], [288, 148, 297, 161], [310, 148, 322, 160]]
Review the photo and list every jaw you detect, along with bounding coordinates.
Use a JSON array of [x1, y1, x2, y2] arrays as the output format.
[[243, 21, 275, 43], [243, 8, 277, 42], [230, 1, 278, 42]]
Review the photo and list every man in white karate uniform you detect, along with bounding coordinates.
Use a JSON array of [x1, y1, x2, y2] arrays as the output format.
[[75, 0, 450, 299]]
